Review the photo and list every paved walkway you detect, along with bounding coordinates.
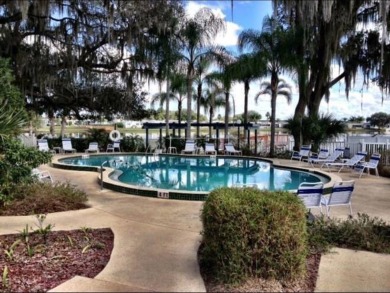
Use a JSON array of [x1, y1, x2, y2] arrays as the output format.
[[0, 157, 390, 292]]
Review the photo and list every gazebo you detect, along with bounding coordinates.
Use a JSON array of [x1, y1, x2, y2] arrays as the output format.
[[142, 121, 261, 152]]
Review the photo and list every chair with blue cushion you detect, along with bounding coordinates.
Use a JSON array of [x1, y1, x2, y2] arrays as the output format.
[[297, 181, 324, 214], [324, 151, 367, 173], [354, 153, 381, 178], [321, 180, 355, 216], [291, 145, 311, 161]]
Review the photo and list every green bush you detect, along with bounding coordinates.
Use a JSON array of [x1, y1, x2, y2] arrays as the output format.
[[0, 182, 88, 216], [121, 134, 145, 152], [308, 213, 390, 254], [86, 128, 109, 148], [0, 139, 52, 204], [200, 187, 308, 284], [116, 122, 124, 128], [164, 136, 185, 152]]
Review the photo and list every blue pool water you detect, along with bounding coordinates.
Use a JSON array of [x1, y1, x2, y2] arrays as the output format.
[[59, 154, 328, 192]]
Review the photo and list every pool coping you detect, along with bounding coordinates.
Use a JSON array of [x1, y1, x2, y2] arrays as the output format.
[[52, 153, 341, 201]]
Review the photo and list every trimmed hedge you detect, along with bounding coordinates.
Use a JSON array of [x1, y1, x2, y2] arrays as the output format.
[[201, 187, 308, 284]]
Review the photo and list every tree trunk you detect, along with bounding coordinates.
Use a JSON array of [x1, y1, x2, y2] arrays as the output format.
[[186, 76, 193, 139], [196, 83, 202, 138], [224, 92, 230, 142], [209, 108, 213, 139], [48, 109, 55, 137], [60, 116, 67, 138], [178, 99, 182, 137], [165, 74, 170, 138], [243, 80, 249, 141], [269, 73, 278, 158]]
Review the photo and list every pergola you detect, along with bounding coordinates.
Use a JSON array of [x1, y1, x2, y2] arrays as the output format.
[[142, 122, 261, 152]]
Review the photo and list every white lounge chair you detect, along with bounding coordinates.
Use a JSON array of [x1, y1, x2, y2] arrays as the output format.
[[309, 148, 344, 167], [321, 180, 355, 216], [297, 181, 324, 214], [354, 153, 381, 178], [106, 141, 121, 152], [224, 143, 242, 155], [62, 138, 76, 153], [32, 168, 53, 183], [85, 142, 99, 153], [291, 145, 311, 161], [204, 143, 217, 155], [37, 139, 55, 153], [181, 140, 196, 154], [323, 151, 367, 173]]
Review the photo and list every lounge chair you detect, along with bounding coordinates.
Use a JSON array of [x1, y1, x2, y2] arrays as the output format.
[[291, 145, 311, 161], [85, 142, 99, 153], [106, 141, 121, 152], [62, 138, 76, 153], [32, 168, 53, 183], [37, 139, 55, 153], [354, 153, 381, 178], [310, 149, 329, 160], [309, 148, 344, 167], [224, 143, 242, 156], [321, 180, 355, 216], [323, 151, 367, 173], [297, 181, 324, 214], [204, 143, 217, 155], [181, 140, 196, 154]]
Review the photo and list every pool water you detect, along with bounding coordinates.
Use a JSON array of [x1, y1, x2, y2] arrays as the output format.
[[59, 154, 327, 192]]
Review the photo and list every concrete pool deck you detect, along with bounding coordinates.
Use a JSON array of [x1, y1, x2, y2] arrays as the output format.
[[1, 156, 390, 292]]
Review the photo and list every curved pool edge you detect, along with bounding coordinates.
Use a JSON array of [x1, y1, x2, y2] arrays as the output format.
[[51, 153, 341, 201]]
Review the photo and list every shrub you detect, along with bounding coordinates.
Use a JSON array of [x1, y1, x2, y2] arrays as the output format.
[[0, 182, 88, 216], [116, 122, 124, 128], [86, 128, 109, 148], [308, 213, 390, 254], [0, 139, 52, 205], [200, 187, 308, 284], [121, 134, 145, 152]]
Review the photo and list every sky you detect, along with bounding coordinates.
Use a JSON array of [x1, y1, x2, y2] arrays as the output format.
[[144, 0, 389, 121]]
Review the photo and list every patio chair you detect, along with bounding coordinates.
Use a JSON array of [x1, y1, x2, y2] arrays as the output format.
[[32, 168, 53, 183], [224, 143, 242, 156], [291, 144, 311, 161], [37, 139, 55, 154], [297, 181, 324, 214], [85, 142, 99, 153], [204, 143, 217, 155], [321, 180, 355, 216], [309, 148, 344, 167], [181, 140, 196, 154], [353, 153, 381, 178], [62, 138, 76, 153], [323, 151, 367, 173], [106, 141, 121, 152]]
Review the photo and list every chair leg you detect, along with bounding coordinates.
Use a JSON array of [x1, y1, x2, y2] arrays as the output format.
[[349, 204, 353, 216]]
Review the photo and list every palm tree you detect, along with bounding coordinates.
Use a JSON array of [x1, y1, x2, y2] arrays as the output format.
[[239, 16, 293, 157], [206, 70, 235, 142], [178, 8, 225, 138], [199, 88, 226, 138], [194, 56, 212, 138], [0, 103, 27, 140], [255, 79, 292, 157], [285, 114, 346, 153], [228, 53, 266, 139], [170, 73, 187, 137]]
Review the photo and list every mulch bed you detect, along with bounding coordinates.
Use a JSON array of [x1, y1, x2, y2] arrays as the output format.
[[0, 228, 114, 292]]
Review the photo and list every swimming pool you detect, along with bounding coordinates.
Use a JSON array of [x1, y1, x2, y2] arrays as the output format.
[[57, 154, 330, 200]]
